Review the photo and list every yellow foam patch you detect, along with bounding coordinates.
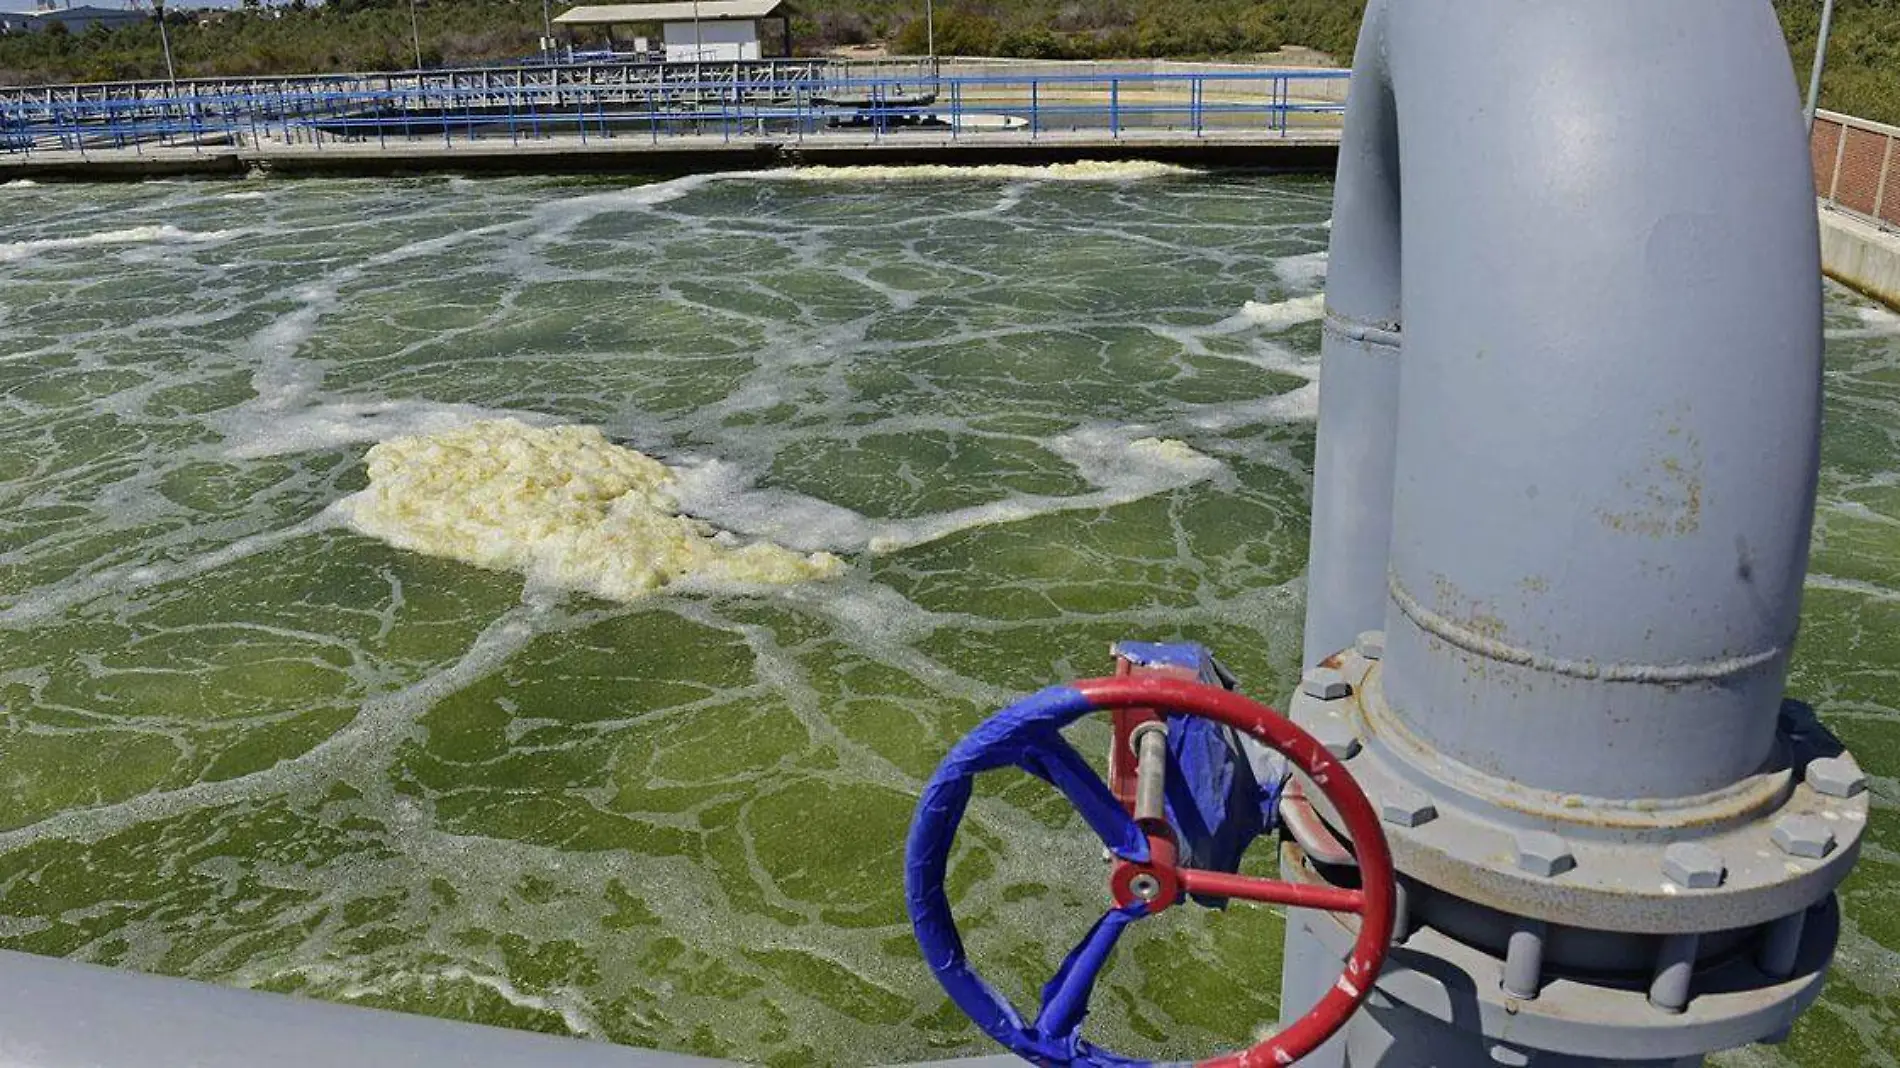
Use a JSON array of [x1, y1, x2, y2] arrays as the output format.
[[344, 418, 842, 600]]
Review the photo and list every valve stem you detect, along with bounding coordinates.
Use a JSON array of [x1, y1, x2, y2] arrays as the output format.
[[1133, 722, 1169, 824]]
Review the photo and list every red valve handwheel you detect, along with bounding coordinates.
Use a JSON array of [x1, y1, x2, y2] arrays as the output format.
[[905, 674, 1396, 1067]]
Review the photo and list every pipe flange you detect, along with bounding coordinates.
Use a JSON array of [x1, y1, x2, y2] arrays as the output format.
[[1286, 842, 1838, 1061], [1287, 648, 1868, 933]]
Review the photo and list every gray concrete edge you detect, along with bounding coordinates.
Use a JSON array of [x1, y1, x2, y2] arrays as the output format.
[[1820, 201, 1900, 310], [0, 946, 1029, 1067], [0, 131, 1338, 182]]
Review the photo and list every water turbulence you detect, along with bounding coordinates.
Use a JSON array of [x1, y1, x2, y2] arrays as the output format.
[[0, 167, 1890, 1068], [343, 419, 842, 600]]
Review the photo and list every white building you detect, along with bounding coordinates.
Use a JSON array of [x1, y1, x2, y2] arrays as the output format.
[[552, 0, 791, 63], [0, 3, 145, 34]]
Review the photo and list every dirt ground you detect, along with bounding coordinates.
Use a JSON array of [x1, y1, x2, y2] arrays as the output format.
[[820, 44, 1342, 67]]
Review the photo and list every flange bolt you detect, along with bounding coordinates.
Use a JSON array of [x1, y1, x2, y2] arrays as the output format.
[[1309, 715, 1361, 760], [1354, 630, 1385, 660], [1662, 842, 1726, 890], [1770, 815, 1836, 859], [1515, 831, 1575, 878], [1301, 666, 1351, 700], [1806, 755, 1867, 799], [1381, 790, 1437, 828]]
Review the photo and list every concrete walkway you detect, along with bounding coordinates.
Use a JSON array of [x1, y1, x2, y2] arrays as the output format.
[[0, 128, 1339, 180]]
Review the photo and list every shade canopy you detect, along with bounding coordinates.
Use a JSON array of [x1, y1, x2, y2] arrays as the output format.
[[552, 0, 783, 27]]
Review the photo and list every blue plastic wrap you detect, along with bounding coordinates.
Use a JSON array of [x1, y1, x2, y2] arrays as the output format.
[[1109, 642, 1282, 880], [905, 684, 1155, 1066], [905, 652, 1286, 1065]]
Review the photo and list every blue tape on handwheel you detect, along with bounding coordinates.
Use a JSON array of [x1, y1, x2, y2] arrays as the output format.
[[904, 684, 1154, 1067]]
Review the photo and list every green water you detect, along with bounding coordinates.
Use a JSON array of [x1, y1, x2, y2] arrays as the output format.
[[0, 170, 1890, 1067]]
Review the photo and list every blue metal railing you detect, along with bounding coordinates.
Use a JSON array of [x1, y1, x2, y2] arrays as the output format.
[[0, 70, 1348, 156]]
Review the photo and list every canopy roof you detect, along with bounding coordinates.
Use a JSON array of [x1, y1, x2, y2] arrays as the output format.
[[553, 0, 783, 26]]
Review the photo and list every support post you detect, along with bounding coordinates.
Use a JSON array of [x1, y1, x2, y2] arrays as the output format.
[[1805, 0, 1836, 129]]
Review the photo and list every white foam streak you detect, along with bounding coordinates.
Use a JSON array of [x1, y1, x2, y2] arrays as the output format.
[[1232, 293, 1325, 332], [1271, 250, 1328, 290], [675, 427, 1224, 555], [1855, 304, 1900, 335], [0, 512, 341, 629], [1188, 381, 1321, 429], [1807, 573, 1900, 603], [0, 603, 546, 852], [755, 160, 1195, 183], [343, 965, 599, 1038], [548, 173, 719, 215], [0, 224, 242, 263], [531, 161, 1192, 225], [222, 399, 552, 459]]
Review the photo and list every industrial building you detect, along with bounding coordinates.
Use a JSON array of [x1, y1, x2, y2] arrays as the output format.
[[552, 0, 791, 63], [0, 3, 145, 34]]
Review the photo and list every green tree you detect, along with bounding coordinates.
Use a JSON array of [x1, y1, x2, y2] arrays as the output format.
[[893, 9, 999, 56]]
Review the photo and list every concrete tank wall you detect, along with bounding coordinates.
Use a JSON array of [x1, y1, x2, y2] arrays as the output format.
[[1813, 108, 1900, 309], [1820, 205, 1900, 308]]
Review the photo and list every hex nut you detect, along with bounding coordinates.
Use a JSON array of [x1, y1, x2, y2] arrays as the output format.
[[1661, 842, 1726, 889], [1355, 630, 1386, 660], [1301, 666, 1351, 701], [1308, 715, 1361, 760], [1381, 793, 1437, 828], [1806, 755, 1867, 799], [1770, 815, 1837, 859], [1515, 831, 1576, 878]]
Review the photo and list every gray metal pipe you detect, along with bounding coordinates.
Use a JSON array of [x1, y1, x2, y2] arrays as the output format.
[[1289, 2, 1830, 1064], [1377, 0, 1824, 800], [1282, 5, 1400, 1060], [1300, 0, 1402, 670]]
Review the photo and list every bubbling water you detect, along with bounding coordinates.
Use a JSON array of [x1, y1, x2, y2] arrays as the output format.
[[343, 418, 843, 599], [0, 169, 1886, 1068]]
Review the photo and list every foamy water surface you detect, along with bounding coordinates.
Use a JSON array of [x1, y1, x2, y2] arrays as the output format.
[[0, 169, 1891, 1067]]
